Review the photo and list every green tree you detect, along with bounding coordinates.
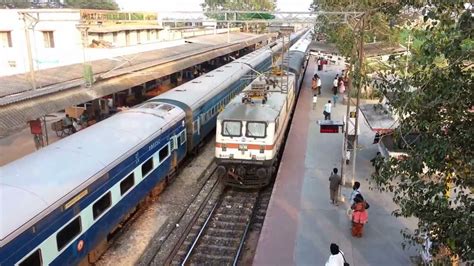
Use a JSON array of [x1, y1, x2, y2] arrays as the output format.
[[373, 1, 473, 261], [1, 0, 119, 9], [310, 0, 401, 59], [64, 0, 119, 10], [1, 0, 33, 8], [312, 0, 473, 261], [201, 0, 276, 20]]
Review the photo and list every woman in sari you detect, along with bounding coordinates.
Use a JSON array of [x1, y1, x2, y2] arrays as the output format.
[[351, 194, 369, 237]]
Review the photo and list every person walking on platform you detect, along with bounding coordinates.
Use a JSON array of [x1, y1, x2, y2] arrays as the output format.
[[349, 181, 361, 205], [325, 243, 348, 266], [339, 77, 346, 104], [351, 194, 369, 238], [311, 76, 318, 93], [323, 100, 332, 120], [332, 75, 339, 94], [370, 152, 383, 175], [317, 75, 322, 95], [329, 168, 341, 206]]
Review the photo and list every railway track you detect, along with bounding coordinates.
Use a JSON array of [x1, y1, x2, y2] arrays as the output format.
[[169, 189, 259, 265]]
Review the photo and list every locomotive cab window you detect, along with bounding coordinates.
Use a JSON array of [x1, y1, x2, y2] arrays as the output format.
[[56, 216, 81, 251], [246, 122, 267, 138], [93, 192, 111, 220], [19, 249, 42, 266], [222, 121, 242, 137]]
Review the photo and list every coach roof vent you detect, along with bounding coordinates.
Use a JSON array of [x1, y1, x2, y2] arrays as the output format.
[[138, 102, 175, 112]]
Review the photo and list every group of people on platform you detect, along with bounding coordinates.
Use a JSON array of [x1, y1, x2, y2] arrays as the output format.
[[327, 169, 369, 265], [328, 168, 369, 238], [311, 69, 348, 121], [62, 112, 90, 134]]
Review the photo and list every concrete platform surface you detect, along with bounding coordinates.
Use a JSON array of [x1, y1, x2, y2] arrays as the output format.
[[253, 57, 418, 266]]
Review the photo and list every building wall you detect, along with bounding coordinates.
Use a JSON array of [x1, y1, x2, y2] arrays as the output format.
[[0, 9, 82, 75], [0, 9, 244, 77]]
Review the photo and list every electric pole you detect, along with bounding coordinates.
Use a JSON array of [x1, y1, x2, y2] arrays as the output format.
[[341, 14, 364, 186], [351, 15, 365, 185]]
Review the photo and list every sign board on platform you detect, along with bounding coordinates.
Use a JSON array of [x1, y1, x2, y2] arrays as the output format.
[[317, 120, 344, 134]]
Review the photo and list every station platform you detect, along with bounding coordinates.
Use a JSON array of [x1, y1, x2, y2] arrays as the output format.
[[253, 57, 418, 265], [0, 32, 270, 136]]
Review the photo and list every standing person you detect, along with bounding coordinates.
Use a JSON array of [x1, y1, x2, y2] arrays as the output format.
[[317, 75, 322, 95], [339, 77, 346, 104], [323, 100, 332, 120], [351, 194, 369, 237], [311, 76, 317, 93], [333, 75, 339, 95], [62, 114, 76, 133], [370, 152, 383, 175], [349, 181, 361, 205], [325, 243, 347, 266], [329, 168, 341, 205]]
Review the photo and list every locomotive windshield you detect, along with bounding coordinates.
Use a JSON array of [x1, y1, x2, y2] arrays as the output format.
[[246, 122, 267, 138], [222, 121, 242, 137]]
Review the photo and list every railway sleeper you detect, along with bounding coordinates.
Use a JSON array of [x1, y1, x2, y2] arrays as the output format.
[[214, 209, 253, 217], [211, 220, 247, 230], [194, 250, 236, 259], [190, 253, 235, 263], [202, 235, 240, 245], [205, 227, 241, 236], [212, 215, 250, 223], [219, 201, 256, 208], [198, 243, 236, 251], [194, 245, 237, 256]]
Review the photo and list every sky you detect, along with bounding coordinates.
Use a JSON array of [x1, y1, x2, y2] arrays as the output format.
[[116, 0, 313, 12]]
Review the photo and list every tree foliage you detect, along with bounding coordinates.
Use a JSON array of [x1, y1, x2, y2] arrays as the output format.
[[312, 0, 474, 261], [311, 0, 401, 59], [201, 0, 276, 20], [375, 1, 473, 261], [202, 0, 275, 12], [0, 0, 119, 9], [64, 0, 119, 10]]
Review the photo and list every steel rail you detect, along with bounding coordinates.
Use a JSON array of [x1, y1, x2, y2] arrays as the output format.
[[161, 166, 222, 265], [180, 196, 221, 266]]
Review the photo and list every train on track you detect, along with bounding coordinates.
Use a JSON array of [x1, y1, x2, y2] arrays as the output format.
[[215, 29, 313, 189], [0, 31, 306, 266]]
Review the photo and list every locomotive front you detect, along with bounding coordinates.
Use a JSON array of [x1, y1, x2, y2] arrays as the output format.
[[215, 74, 296, 189]]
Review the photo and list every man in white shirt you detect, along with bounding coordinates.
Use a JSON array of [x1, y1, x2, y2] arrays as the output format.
[[326, 243, 346, 266], [324, 100, 332, 120], [350, 181, 361, 205]]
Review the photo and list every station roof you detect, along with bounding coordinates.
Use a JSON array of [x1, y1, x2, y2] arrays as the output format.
[[0, 32, 270, 136], [309, 41, 406, 58], [359, 101, 399, 133], [364, 42, 407, 58], [87, 24, 163, 33]]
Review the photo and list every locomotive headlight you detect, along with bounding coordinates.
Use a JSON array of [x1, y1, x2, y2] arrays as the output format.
[[259, 145, 265, 153], [222, 143, 227, 151], [239, 144, 248, 151]]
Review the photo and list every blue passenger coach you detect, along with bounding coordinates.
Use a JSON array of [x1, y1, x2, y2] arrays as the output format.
[[1, 105, 186, 265]]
